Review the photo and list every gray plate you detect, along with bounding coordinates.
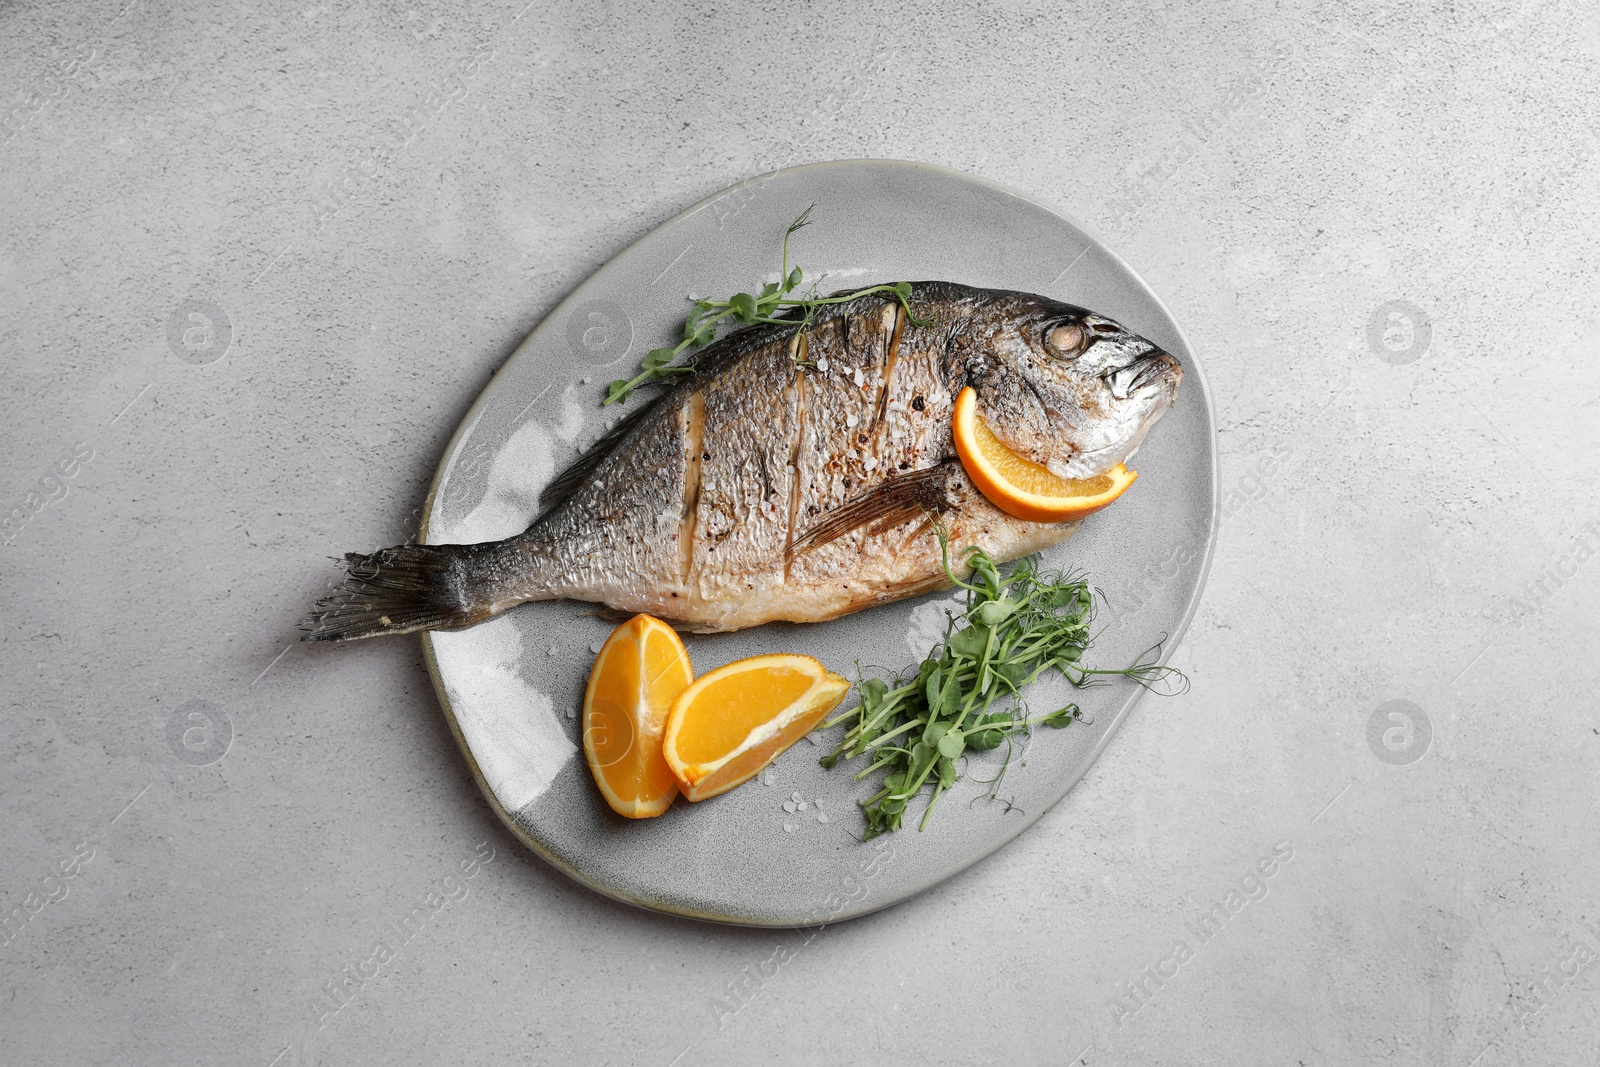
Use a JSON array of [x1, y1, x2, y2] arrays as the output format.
[[418, 159, 1218, 927]]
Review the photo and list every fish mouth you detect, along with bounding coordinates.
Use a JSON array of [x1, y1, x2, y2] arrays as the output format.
[[1107, 349, 1182, 401]]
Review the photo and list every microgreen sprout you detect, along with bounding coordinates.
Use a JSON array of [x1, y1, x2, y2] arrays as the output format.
[[604, 205, 926, 405], [820, 529, 1188, 837]]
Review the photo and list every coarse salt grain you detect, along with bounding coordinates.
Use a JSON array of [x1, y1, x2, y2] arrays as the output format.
[[863, 457, 879, 471], [846, 413, 859, 428], [783, 800, 796, 813]]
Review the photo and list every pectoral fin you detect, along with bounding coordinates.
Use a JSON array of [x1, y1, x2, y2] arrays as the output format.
[[790, 461, 959, 555]]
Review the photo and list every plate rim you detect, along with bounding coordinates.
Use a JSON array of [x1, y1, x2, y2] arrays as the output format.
[[417, 157, 1221, 927]]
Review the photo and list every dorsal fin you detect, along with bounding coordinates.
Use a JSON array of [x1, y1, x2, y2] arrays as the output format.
[[535, 312, 807, 518], [536, 390, 668, 513]]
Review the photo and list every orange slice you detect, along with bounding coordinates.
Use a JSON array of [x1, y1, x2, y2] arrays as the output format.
[[583, 614, 694, 819], [952, 386, 1138, 522], [662, 654, 849, 802]]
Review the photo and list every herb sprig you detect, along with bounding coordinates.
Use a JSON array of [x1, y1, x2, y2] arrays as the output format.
[[604, 206, 924, 405], [821, 533, 1187, 838]]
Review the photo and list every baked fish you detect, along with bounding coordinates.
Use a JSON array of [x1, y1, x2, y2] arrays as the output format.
[[300, 281, 1182, 641]]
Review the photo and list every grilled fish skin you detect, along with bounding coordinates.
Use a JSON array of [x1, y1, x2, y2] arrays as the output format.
[[300, 281, 1182, 641]]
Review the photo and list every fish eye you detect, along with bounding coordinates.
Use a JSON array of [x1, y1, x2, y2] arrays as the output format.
[[1045, 323, 1086, 358]]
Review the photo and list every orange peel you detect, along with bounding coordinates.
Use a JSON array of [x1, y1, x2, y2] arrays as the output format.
[[662, 653, 849, 802], [952, 386, 1137, 522], [582, 614, 693, 818]]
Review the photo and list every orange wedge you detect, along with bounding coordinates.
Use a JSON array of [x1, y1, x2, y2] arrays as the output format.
[[952, 386, 1138, 522], [583, 614, 694, 819], [662, 654, 849, 802]]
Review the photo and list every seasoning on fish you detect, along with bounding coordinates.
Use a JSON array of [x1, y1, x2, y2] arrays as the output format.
[[299, 281, 1183, 642]]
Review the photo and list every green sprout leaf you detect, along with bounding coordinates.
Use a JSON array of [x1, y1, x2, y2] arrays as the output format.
[[936, 731, 965, 760], [974, 598, 1018, 626], [1038, 705, 1080, 729]]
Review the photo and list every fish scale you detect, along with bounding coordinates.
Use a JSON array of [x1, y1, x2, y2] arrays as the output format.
[[689, 324, 799, 606], [793, 302, 899, 534]]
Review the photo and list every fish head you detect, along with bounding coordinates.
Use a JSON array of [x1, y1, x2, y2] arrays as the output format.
[[967, 296, 1184, 480]]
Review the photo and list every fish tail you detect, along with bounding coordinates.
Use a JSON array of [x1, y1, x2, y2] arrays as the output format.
[[299, 543, 503, 643]]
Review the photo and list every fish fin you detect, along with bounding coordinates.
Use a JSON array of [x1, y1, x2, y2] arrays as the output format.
[[536, 393, 666, 514], [299, 543, 493, 642], [791, 462, 957, 555], [583, 606, 634, 626], [581, 606, 698, 633]]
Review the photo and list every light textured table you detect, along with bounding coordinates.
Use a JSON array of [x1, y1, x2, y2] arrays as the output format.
[[4, 2, 1597, 1064]]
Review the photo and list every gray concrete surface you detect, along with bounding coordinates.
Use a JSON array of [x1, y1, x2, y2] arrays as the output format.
[[3, 1, 1598, 1064]]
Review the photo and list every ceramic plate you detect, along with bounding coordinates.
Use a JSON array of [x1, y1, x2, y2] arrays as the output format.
[[419, 159, 1217, 927]]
